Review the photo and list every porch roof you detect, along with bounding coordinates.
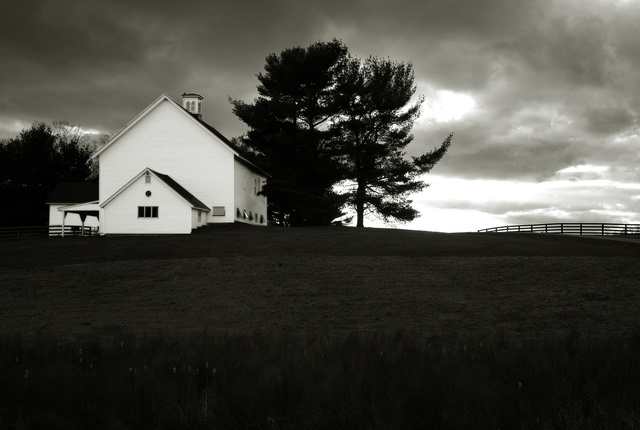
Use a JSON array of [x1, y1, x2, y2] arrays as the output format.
[[58, 201, 100, 218]]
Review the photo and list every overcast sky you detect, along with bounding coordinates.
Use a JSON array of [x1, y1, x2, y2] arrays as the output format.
[[2, 0, 639, 232]]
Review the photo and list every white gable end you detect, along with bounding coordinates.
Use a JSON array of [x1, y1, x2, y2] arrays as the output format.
[[98, 98, 236, 224], [94, 93, 268, 234], [101, 171, 193, 234]]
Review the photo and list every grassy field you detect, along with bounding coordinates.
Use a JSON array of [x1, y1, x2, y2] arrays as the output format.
[[1, 224, 639, 341], [1, 225, 639, 428]]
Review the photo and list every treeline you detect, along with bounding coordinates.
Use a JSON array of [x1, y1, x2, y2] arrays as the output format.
[[0, 122, 104, 227], [231, 39, 452, 227], [2, 40, 452, 228]]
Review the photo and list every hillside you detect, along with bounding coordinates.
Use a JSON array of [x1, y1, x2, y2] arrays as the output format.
[[1, 224, 639, 269], [1, 225, 639, 342]]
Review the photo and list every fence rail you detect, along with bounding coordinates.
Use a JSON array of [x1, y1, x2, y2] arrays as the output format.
[[478, 222, 640, 236], [0, 225, 98, 241], [48, 225, 98, 238]]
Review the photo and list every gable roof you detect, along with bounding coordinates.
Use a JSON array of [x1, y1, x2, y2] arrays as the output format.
[[92, 93, 269, 177], [147, 169, 210, 211], [187, 113, 270, 177], [46, 182, 99, 204], [57, 202, 100, 218], [101, 168, 210, 212]]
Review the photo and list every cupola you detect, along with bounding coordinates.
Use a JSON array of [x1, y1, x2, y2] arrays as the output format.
[[181, 92, 204, 120]]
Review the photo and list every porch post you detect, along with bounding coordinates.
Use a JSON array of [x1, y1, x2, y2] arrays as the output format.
[[80, 213, 87, 236], [62, 211, 67, 237]]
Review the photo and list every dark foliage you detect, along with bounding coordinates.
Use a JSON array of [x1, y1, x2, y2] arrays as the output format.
[[334, 57, 453, 226], [0, 122, 94, 227], [232, 41, 452, 227], [231, 39, 349, 226]]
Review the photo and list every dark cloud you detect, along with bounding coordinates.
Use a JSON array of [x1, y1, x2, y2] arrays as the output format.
[[2, 0, 640, 229], [581, 104, 637, 135], [440, 140, 582, 181], [528, 16, 612, 87]]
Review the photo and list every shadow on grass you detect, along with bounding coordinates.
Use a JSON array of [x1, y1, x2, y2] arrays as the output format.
[[2, 224, 640, 270]]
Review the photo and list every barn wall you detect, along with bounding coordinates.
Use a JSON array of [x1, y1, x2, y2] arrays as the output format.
[[102, 174, 192, 234], [233, 160, 268, 226], [99, 99, 235, 225], [191, 208, 207, 229]]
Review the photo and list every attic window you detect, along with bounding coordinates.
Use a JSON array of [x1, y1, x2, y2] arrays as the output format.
[[145, 173, 151, 184]]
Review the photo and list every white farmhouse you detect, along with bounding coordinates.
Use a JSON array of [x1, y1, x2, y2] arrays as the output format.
[[72, 92, 268, 235]]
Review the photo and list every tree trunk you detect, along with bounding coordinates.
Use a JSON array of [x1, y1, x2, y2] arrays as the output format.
[[355, 179, 366, 227]]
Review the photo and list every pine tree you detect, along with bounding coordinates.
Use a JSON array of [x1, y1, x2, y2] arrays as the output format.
[[230, 39, 349, 226], [334, 57, 452, 227]]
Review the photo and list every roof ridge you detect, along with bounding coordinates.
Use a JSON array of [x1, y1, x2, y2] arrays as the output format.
[[188, 113, 270, 177], [147, 169, 210, 211]]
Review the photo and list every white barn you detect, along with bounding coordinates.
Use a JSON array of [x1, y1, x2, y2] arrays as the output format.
[[62, 92, 268, 235]]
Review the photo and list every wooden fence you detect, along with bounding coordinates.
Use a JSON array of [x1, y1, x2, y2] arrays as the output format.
[[0, 225, 98, 241], [478, 222, 640, 236]]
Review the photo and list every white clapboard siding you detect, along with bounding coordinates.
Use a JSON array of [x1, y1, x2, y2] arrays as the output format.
[[99, 98, 236, 224], [102, 173, 192, 234], [234, 161, 268, 225], [95, 93, 269, 234], [191, 208, 208, 229]]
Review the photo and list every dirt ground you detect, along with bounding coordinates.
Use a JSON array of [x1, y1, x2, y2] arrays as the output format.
[[2, 254, 639, 343]]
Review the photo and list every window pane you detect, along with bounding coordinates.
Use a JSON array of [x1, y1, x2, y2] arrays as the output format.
[[138, 207, 144, 217], [152, 207, 158, 218]]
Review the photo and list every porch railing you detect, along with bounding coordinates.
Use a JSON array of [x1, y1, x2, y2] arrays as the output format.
[[0, 225, 98, 241]]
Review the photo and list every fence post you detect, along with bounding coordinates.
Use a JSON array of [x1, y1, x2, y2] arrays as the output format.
[[580, 224, 582, 235], [560, 224, 563, 234], [602, 224, 605, 235]]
